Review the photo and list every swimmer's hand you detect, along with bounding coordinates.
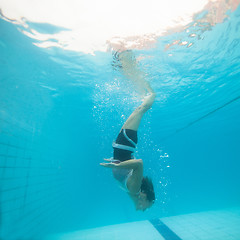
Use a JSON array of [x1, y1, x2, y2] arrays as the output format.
[[100, 162, 117, 168], [100, 159, 118, 168]]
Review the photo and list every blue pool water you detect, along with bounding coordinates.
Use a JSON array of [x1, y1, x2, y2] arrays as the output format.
[[0, 4, 240, 240]]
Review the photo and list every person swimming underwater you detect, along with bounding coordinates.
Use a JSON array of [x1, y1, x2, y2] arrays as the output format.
[[100, 50, 156, 211]]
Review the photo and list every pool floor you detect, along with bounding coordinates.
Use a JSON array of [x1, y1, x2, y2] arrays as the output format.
[[44, 208, 240, 240]]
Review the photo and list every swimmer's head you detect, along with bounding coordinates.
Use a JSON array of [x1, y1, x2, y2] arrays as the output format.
[[136, 176, 155, 211], [136, 192, 154, 211]]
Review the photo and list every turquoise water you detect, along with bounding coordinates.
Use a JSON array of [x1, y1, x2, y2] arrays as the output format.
[[0, 5, 240, 239]]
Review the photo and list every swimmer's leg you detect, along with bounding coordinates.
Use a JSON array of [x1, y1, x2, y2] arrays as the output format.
[[122, 93, 156, 131]]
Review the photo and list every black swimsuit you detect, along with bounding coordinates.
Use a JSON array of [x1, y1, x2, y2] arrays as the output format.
[[113, 129, 138, 161]]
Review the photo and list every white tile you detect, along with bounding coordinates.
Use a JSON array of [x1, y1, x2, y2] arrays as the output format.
[[161, 208, 240, 240], [43, 208, 240, 240], [44, 221, 165, 240]]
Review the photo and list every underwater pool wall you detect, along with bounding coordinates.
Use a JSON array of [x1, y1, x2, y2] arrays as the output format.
[[0, 18, 74, 240], [0, 117, 69, 239]]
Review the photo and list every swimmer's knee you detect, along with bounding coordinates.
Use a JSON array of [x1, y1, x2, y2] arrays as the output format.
[[142, 93, 155, 110]]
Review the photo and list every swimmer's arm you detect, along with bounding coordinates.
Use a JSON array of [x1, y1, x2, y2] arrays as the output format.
[[115, 159, 143, 170], [123, 159, 143, 194], [100, 159, 143, 170], [100, 159, 143, 194]]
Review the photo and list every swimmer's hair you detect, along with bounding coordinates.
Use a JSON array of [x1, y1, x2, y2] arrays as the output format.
[[141, 176, 155, 202]]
